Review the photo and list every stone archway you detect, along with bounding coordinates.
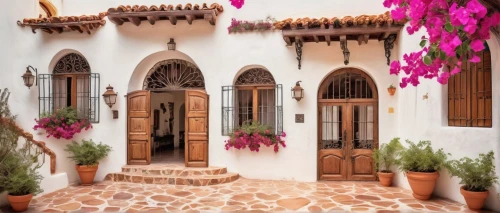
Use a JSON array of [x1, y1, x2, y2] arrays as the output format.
[[317, 68, 379, 181]]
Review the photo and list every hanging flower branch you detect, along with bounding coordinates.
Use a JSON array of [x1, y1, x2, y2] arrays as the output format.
[[34, 107, 92, 140], [224, 122, 286, 153], [384, 0, 500, 88], [228, 16, 276, 33], [229, 0, 245, 9]]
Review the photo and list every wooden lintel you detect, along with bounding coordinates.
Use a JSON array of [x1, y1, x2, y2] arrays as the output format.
[[108, 17, 124, 25], [168, 16, 177, 25], [204, 12, 216, 25], [147, 16, 158, 25], [378, 32, 390, 41], [128, 17, 141, 26], [283, 36, 292, 46], [325, 35, 331, 46], [282, 26, 403, 39], [186, 15, 195, 25]]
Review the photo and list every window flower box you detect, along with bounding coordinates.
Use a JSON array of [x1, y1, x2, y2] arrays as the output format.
[[34, 107, 92, 140], [224, 122, 286, 152]]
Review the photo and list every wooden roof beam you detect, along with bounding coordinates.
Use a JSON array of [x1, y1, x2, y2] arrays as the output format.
[[186, 15, 195, 25], [204, 11, 216, 25], [128, 17, 141, 26], [168, 16, 177, 25], [283, 36, 292, 46], [147, 15, 158, 25], [282, 26, 402, 38], [325, 35, 331, 46], [108, 17, 124, 25]]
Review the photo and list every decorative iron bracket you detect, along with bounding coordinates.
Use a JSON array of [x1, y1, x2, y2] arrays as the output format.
[[340, 35, 350, 65], [295, 38, 303, 70], [384, 34, 397, 65]]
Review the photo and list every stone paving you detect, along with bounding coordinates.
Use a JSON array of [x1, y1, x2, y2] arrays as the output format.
[[1, 178, 493, 213]]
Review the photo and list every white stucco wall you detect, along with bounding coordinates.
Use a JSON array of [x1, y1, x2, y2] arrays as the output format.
[[1, 0, 499, 211], [395, 27, 500, 211]]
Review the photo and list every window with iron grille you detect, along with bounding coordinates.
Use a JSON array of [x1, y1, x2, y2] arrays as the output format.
[[448, 45, 492, 127], [38, 53, 100, 123], [222, 68, 283, 135]]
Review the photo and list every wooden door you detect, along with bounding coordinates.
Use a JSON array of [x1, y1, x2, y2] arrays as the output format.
[[185, 90, 209, 167], [346, 103, 377, 181], [127, 90, 151, 165], [318, 103, 348, 180]]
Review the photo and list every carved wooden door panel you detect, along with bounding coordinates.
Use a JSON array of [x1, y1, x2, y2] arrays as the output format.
[[318, 103, 348, 180], [185, 90, 209, 167], [346, 103, 377, 180], [127, 90, 151, 165]]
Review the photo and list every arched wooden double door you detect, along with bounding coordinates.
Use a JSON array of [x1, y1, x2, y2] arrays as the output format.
[[318, 68, 378, 181]]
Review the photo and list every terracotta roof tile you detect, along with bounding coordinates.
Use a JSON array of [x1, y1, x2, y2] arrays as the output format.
[[108, 3, 223, 14], [274, 12, 406, 30], [21, 12, 107, 24]]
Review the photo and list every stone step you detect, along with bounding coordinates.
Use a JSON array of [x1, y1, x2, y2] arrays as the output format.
[[104, 172, 239, 186], [121, 165, 228, 176]]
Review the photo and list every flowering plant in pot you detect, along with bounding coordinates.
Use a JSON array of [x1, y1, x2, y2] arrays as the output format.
[[446, 151, 498, 210], [373, 138, 403, 187], [398, 140, 449, 200], [224, 122, 286, 152], [34, 107, 92, 140], [65, 139, 112, 185]]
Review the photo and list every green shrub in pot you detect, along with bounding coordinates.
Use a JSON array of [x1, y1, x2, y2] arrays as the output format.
[[398, 140, 449, 200], [446, 151, 498, 210], [373, 137, 403, 186], [65, 139, 112, 185]]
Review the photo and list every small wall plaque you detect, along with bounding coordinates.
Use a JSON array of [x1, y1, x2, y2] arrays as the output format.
[[295, 114, 304, 123], [112, 110, 119, 119], [388, 107, 394, 114]]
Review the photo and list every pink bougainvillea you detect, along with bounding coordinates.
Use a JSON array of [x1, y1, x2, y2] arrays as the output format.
[[227, 17, 275, 33], [34, 107, 92, 140], [229, 0, 245, 9], [384, 0, 500, 88], [224, 122, 286, 153]]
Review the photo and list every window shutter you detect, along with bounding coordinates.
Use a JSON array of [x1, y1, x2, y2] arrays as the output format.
[[89, 73, 100, 123], [275, 84, 283, 135], [38, 74, 54, 117], [221, 86, 235, 135]]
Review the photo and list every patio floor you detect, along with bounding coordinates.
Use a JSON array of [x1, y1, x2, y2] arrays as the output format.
[[1, 178, 492, 213]]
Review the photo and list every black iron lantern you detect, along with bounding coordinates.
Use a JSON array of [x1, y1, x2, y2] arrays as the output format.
[[291, 81, 304, 101], [102, 85, 118, 108], [167, 38, 176, 51], [22, 66, 37, 89]]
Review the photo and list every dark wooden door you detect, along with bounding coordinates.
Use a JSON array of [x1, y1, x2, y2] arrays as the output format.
[[317, 68, 378, 181], [127, 90, 151, 165], [185, 90, 209, 167]]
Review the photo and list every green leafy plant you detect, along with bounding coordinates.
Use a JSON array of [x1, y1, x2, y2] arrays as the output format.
[[446, 151, 498, 192], [398, 140, 449, 173], [0, 88, 44, 196], [65, 139, 112, 166], [373, 138, 404, 173]]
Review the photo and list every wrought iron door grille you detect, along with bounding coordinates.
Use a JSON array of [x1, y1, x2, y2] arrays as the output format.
[[321, 71, 373, 100], [143, 59, 205, 90]]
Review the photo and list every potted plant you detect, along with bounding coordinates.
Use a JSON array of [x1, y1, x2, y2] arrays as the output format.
[[387, 84, 396, 96], [373, 138, 403, 187], [224, 121, 286, 152], [34, 107, 92, 140], [65, 139, 112, 185], [398, 140, 448, 200], [446, 151, 498, 210]]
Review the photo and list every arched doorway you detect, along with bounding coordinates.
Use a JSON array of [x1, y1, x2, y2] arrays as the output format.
[[127, 59, 208, 167], [317, 68, 378, 181]]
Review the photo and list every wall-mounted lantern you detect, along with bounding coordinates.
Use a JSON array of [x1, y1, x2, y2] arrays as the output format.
[[167, 38, 176, 51], [102, 85, 118, 108], [291, 81, 304, 101], [22, 66, 37, 89]]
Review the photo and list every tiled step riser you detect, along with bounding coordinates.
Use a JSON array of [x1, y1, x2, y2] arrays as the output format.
[[122, 167, 227, 176], [105, 173, 239, 186]]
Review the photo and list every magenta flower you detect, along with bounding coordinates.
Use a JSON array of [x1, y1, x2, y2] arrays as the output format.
[[224, 123, 286, 152], [470, 40, 485, 52], [229, 0, 244, 9]]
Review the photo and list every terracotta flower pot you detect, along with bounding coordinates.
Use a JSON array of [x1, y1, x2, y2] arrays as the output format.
[[388, 87, 396, 96], [377, 172, 394, 187], [7, 194, 33, 212], [76, 164, 98, 186], [406, 171, 439, 200], [460, 186, 489, 210]]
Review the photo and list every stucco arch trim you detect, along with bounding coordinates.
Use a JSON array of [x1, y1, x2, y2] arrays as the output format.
[[128, 50, 202, 92], [232, 65, 276, 85], [317, 67, 379, 100], [48, 49, 89, 74]]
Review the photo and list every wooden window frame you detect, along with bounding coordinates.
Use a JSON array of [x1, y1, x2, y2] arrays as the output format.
[[236, 85, 275, 123], [52, 73, 90, 110], [448, 49, 492, 128]]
